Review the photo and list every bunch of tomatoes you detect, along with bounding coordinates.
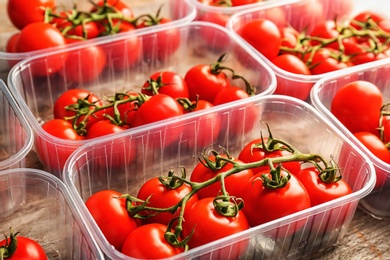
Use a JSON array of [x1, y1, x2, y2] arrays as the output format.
[[0, 228, 47, 260], [331, 80, 390, 189], [238, 9, 390, 100], [85, 125, 352, 259], [6, 0, 179, 78]]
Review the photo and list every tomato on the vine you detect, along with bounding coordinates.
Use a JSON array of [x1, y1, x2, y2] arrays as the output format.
[[331, 80, 383, 135], [141, 71, 189, 99], [86, 190, 139, 251], [7, 0, 56, 30], [121, 223, 184, 258], [0, 231, 47, 260], [85, 120, 129, 139], [136, 176, 199, 226], [304, 48, 352, 75]]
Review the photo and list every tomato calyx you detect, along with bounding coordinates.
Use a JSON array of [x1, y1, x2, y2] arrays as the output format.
[[158, 167, 188, 190], [0, 228, 19, 259], [213, 196, 244, 217], [259, 164, 291, 189], [131, 5, 165, 27]]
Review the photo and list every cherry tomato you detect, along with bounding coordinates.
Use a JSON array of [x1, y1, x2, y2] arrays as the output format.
[[182, 197, 249, 254], [54, 13, 100, 40], [304, 48, 352, 75], [239, 18, 281, 61], [86, 190, 139, 251], [41, 119, 83, 141], [53, 89, 104, 130], [142, 71, 189, 99], [330, 80, 383, 135], [231, 0, 258, 6], [0, 232, 47, 260], [6, 33, 19, 53], [279, 27, 300, 50], [190, 154, 254, 199], [185, 63, 230, 103], [7, 0, 56, 30], [15, 22, 67, 76], [238, 137, 301, 175], [136, 176, 199, 225], [381, 115, 390, 144], [294, 167, 352, 207], [350, 11, 390, 42], [213, 86, 249, 105], [85, 120, 128, 139], [240, 169, 311, 227], [121, 223, 184, 258], [60, 44, 107, 83], [344, 41, 390, 65]]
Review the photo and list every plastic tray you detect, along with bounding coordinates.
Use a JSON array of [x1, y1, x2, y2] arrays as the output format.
[[0, 79, 33, 170], [0, 168, 104, 259], [0, 0, 196, 82], [6, 21, 275, 177], [311, 59, 390, 220], [64, 94, 375, 260], [227, 0, 390, 101]]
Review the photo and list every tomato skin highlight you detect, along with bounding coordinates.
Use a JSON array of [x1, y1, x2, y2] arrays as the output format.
[[331, 80, 383, 135], [86, 190, 139, 251]]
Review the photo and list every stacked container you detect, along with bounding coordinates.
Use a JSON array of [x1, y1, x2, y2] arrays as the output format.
[[64, 94, 375, 260]]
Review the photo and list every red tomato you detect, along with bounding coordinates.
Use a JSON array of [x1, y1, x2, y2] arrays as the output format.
[[121, 223, 184, 258], [190, 154, 254, 199], [271, 53, 313, 100], [136, 176, 199, 225], [331, 80, 383, 135], [381, 115, 390, 144], [92, 0, 134, 19], [304, 48, 351, 75], [238, 137, 301, 175], [350, 11, 390, 40], [53, 89, 104, 130], [231, 0, 258, 6], [15, 22, 67, 76], [240, 169, 311, 227], [41, 119, 83, 141], [6, 33, 19, 53], [279, 27, 300, 50], [60, 44, 106, 83], [213, 86, 250, 105], [294, 167, 352, 206], [7, 0, 56, 30], [142, 71, 189, 99], [0, 232, 47, 260], [131, 94, 184, 128], [182, 197, 249, 254], [354, 132, 390, 189], [185, 63, 230, 103], [86, 190, 139, 251], [85, 120, 128, 139], [239, 18, 281, 61], [344, 41, 390, 65]]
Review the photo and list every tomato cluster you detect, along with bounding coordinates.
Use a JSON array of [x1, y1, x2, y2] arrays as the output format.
[[238, 10, 390, 100], [0, 229, 47, 260], [6, 0, 178, 77], [85, 125, 352, 258], [331, 80, 390, 189]]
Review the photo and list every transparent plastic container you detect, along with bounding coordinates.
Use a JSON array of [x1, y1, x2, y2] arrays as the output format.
[[0, 79, 33, 170], [0, 168, 104, 259], [311, 59, 390, 220], [0, 0, 196, 81], [64, 94, 375, 260], [227, 0, 390, 101], [6, 21, 276, 177]]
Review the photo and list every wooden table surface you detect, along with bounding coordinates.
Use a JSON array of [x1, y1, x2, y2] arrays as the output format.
[[25, 150, 390, 260]]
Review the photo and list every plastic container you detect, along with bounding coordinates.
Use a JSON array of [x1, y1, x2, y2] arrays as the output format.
[[64, 94, 375, 260], [0, 0, 196, 82], [6, 21, 276, 177], [311, 59, 390, 220], [0, 168, 104, 259], [227, 0, 390, 101], [0, 79, 33, 170]]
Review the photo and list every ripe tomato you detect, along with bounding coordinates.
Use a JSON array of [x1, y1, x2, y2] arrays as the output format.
[[7, 0, 56, 30], [142, 71, 189, 99], [213, 86, 250, 105], [240, 169, 311, 227], [238, 137, 301, 175], [190, 154, 254, 199], [381, 115, 390, 144], [279, 27, 300, 50], [59, 44, 106, 83], [15, 22, 67, 76], [85, 120, 128, 139], [136, 176, 199, 225], [344, 41, 390, 65], [41, 119, 83, 141], [239, 18, 281, 61], [182, 197, 249, 254], [131, 94, 184, 128], [231, 0, 258, 6], [271, 54, 313, 100], [0, 231, 47, 260], [294, 167, 352, 207], [354, 132, 390, 189], [121, 223, 184, 258], [53, 89, 104, 130], [330, 80, 383, 135], [6, 33, 19, 53], [52, 12, 100, 40], [304, 48, 352, 75], [86, 190, 139, 251], [185, 63, 230, 103]]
